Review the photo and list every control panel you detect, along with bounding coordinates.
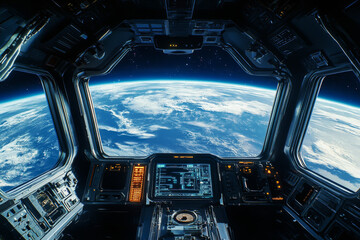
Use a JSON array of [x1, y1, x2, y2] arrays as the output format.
[[83, 162, 147, 204], [0, 171, 82, 240], [220, 161, 283, 205], [83, 154, 283, 206], [286, 179, 360, 239]]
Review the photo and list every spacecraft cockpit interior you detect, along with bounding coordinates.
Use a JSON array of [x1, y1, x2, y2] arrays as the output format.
[[0, 0, 360, 239]]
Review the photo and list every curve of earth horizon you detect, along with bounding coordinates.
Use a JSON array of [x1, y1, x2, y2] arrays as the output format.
[[90, 81, 276, 157], [0, 80, 359, 192]]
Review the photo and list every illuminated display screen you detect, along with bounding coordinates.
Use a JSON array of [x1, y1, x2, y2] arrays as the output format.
[[154, 163, 213, 198], [129, 165, 146, 202]]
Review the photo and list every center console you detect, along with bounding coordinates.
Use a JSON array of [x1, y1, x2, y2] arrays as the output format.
[[138, 205, 231, 240], [83, 154, 283, 207], [138, 155, 230, 240], [82, 153, 284, 240]]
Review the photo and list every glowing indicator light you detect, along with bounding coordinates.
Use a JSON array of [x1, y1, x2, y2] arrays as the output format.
[[272, 197, 284, 201], [227, 165, 232, 169], [243, 167, 252, 174], [169, 44, 178, 47], [174, 156, 194, 159], [240, 161, 254, 165], [109, 164, 122, 171], [129, 165, 146, 202]]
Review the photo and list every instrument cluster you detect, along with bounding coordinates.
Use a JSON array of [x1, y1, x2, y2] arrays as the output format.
[[0, 172, 82, 240], [221, 161, 283, 205], [83, 154, 283, 206]]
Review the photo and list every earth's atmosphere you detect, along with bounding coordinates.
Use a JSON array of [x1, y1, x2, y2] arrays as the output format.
[[0, 80, 359, 192], [0, 95, 59, 192], [301, 99, 360, 191], [90, 81, 275, 157]]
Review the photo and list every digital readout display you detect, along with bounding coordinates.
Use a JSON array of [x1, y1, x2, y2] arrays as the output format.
[[154, 163, 213, 198]]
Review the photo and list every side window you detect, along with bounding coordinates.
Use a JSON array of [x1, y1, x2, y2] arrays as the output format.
[[0, 71, 60, 192], [301, 71, 360, 192]]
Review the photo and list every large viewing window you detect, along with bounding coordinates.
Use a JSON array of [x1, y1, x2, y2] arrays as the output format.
[[301, 71, 360, 192], [0, 71, 59, 192], [89, 47, 278, 157]]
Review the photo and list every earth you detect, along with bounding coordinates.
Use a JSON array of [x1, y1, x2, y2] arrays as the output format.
[[301, 99, 360, 191], [0, 95, 59, 192], [0, 80, 359, 192], [90, 81, 275, 157]]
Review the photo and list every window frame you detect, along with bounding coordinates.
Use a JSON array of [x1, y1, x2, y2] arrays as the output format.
[[75, 46, 291, 161], [286, 64, 360, 195], [0, 67, 76, 198]]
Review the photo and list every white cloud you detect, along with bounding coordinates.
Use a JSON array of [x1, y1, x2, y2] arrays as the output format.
[[0, 134, 39, 168], [302, 139, 360, 179], [149, 125, 170, 131], [0, 107, 46, 129], [103, 143, 152, 156], [314, 108, 360, 128], [100, 109, 156, 139], [0, 134, 40, 189], [0, 95, 59, 191], [232, 133, 260, 156], [302, 99, 360, 183], [0, 95, 46, 115], [186, 121, 222, 132], [91, 81, 275, 118], [98, 124, 119, 132], [122, 94, 187, 115], [90, 80, 276, 157], [313, 168, 359, 191], [175, 130, 261, 156], [198, 100, 271, 117], [333, 122, 360, 137]]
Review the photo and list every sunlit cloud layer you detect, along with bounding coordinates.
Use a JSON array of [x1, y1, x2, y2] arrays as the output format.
[[91, 81, 276, 158], [2, 80, 358, 194], [92, 80, 360, 192], [0, 95, 59, 191], [301, 98, 360, 191]]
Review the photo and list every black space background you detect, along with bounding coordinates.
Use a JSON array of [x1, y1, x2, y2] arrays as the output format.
[[1, 46, 359, 106]]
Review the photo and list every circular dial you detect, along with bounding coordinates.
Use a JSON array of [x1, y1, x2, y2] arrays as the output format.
[[174, 211, 197, 224]]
